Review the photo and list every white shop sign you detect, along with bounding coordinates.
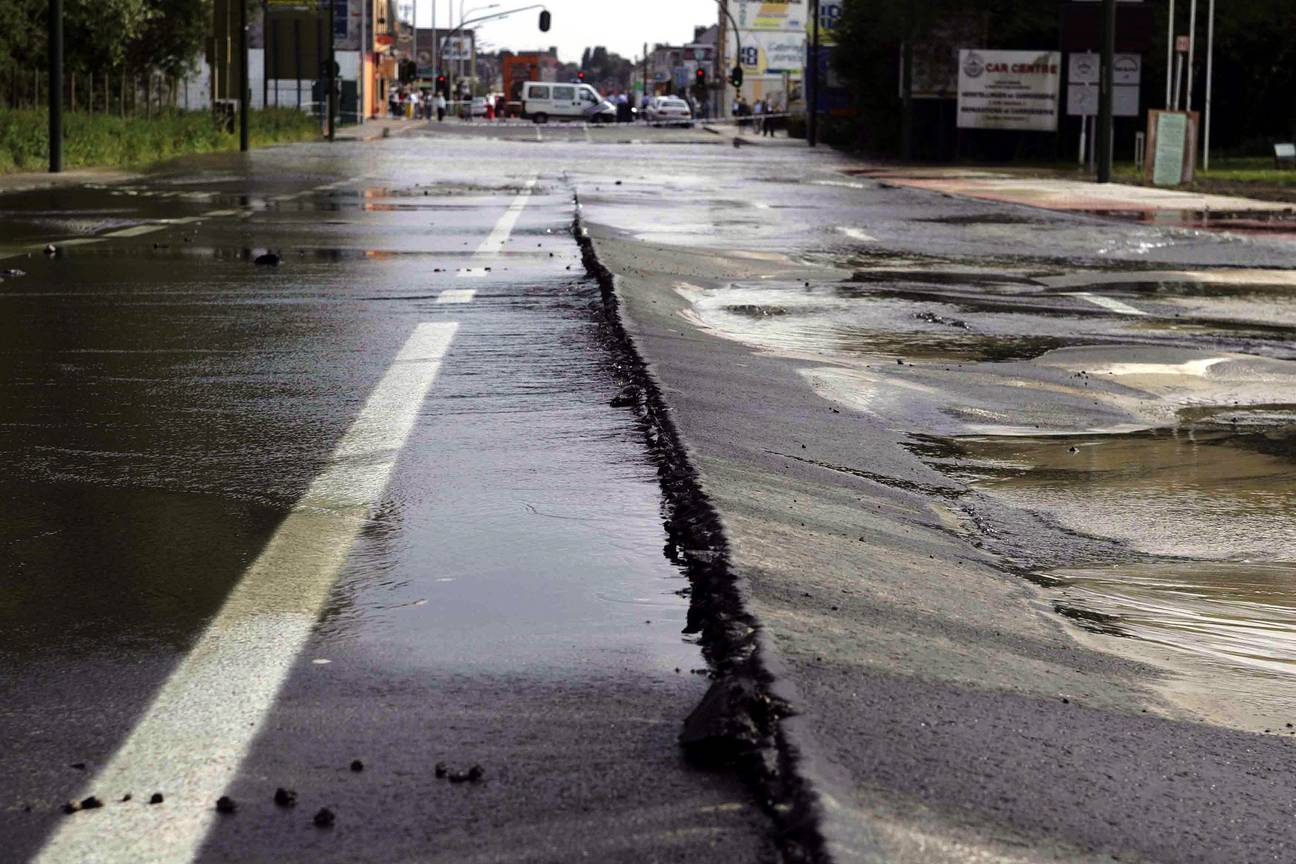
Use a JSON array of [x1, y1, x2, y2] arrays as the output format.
[[957, 50, 1062, 131]]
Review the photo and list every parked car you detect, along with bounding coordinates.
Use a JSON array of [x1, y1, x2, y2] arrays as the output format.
[[521, 81, 617, 123], [470, 97, 489, 117], [644, 96, 692, 126]]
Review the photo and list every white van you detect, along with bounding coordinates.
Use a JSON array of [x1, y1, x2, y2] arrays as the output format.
[[522, 82, 616, 124]]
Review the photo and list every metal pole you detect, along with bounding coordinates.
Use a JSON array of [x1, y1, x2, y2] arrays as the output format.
[[328, 3, 336, 140], [1165, 0, 1174, 108], [294, 18, 302, 108], [1096, 0, 1115, 183], [262, 1, 269, 111], [1203, 0, 1213, 170], [717, 0, 727, 119], [240, 0, 250, 151], [1185, 0, 1197, 111], [808, 0, 819, 147], [359, 0, 366, 121], [48, 0, 62, 173]]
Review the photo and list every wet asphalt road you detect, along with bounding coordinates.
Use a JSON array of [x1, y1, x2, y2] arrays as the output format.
[[0, 132, 769, 862], [6, 120, 1296, 864]]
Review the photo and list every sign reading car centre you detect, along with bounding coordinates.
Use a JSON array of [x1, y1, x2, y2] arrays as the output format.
[[957, 49, 1062, 132]]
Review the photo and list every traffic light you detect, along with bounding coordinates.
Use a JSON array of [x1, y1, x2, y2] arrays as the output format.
[[436, 74, 447, 97], [729, 65, 743, 87], [538, 10, 550, 32], [695, 68, 706, 86], [577, 70, 585, 82]]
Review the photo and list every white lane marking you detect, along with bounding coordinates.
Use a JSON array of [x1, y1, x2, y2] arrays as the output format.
[[835, 226, 877, 243], [201, 209, 237, 217], [161, 216, 205, 225], [32, 322, 459, 864], [103, 224, 166, 238], [435, 289, 476, 304], [534, 126, 542, 142], [40, 238, 105, 249], [1092, 357, 1229, 377], [1038, 269, 1296, 289], [1068, 292, 1148, 316], [583, 125, 592, 143], [456, 174, 539, 279]]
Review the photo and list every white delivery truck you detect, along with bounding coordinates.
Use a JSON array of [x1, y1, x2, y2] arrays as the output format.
[[521, 82, 617, 124]]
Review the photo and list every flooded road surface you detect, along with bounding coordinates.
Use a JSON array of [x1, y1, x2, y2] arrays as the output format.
[[584, 151, 1296, 729], [0, 140, 767, 862]]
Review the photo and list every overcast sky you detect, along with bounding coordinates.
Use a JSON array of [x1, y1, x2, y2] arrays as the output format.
[[408, 0, 717, 63]]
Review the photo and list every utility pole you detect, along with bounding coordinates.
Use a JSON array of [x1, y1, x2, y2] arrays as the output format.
[[240, 0, 250, 151], [1096, 0, 1115, 182], [48, 0, 63, 173], [808, 0, 819, 147], [643, 41, 648, 104]]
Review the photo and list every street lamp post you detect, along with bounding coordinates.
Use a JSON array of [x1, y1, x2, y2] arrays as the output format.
[[454, 2, 498, 101]]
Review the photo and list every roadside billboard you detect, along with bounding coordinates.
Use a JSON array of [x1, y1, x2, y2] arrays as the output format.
[[957, 50, 1061, 131], [737, 30, 806, 75], [736, 0, 806, 32]]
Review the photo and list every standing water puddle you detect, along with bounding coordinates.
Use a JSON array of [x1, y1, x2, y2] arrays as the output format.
[[935, 422, 1296, 686]]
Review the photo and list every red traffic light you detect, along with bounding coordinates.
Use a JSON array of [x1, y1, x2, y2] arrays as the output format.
[[577, 71, 585, 80], [695, 68, 705, 80]]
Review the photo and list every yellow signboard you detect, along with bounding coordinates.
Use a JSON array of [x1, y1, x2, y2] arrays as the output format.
[[737, 0, 806, 32]]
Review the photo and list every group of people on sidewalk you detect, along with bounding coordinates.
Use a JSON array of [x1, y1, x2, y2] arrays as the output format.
[[733, 96, 780, 137], [388, 88, 448, 122]]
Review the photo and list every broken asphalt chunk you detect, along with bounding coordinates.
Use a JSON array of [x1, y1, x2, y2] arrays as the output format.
[[215, 795, 237, 814], [274, 787, 297, 808], [313, 807, 336, 828]]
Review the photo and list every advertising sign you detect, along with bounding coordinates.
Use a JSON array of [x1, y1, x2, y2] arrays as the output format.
[[736, 0, 806, 31], [737, 30, 806, 75], [810, 1, 841, 45], [957, 50, 1062, 131]]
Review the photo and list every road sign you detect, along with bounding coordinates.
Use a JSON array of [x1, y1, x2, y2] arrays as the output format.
[[958, 50, 1062, 132]]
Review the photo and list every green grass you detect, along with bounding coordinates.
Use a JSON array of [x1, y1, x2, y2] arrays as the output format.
[[0, 108, 321, 173]]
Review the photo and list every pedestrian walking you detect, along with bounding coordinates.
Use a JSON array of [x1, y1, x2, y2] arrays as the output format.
[[752, 97, 764, 135], [761, 98, 775, 137], [436, 92, 447, 122]]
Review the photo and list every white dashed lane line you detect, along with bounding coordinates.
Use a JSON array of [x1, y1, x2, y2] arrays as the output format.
[[436, 289, 477, 304], [102, 224, 167, 238], [457, 174, 539, 278], [32, 321, 460, 864], [1068, 292, 1149, 316], [836, 226, 877, 242]]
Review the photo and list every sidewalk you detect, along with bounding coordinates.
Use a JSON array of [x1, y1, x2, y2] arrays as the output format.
[[0, 167, 134, 195], [854, 165, 1295, 217], [332, 116, 424, 142]]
